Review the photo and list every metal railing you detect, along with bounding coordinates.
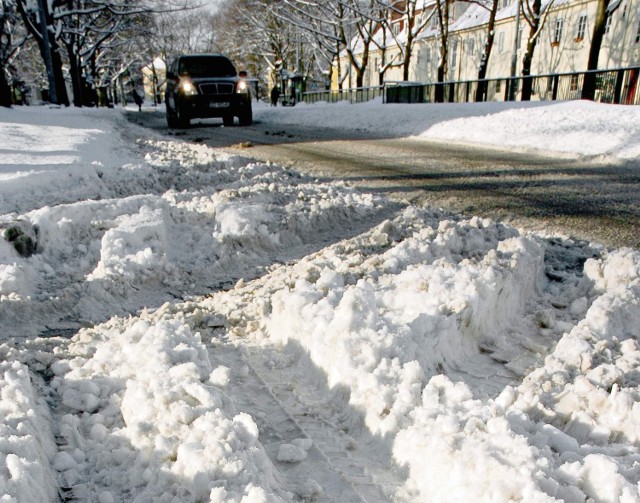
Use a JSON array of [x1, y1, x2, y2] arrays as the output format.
[[302, 85, 384, 104], [303, 67, 640, 106]]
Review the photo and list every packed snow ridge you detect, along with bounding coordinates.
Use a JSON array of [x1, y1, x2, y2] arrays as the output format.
[[0, 104, 639, 502]]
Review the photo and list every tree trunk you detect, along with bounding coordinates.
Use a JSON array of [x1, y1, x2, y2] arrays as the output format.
[[520, 36, 537, 100], [379, 27, 388, 85], [151, 64, 159, 105], [119, 76, 126, 105], [379, 44, 386, 85], [475, 0, 499, 101], [49, 43, 70, 106], [87, 53, 98, 106], [351, 42, 369, 88], [356, 66, 366, 88], [520, 0, 541, 101], [436, 37, 449, 102], [434, 0, 450, 102], [17, 0, 70, 106], [582, 0, 610, 100], [403, 19, 414, 81], [66, 46, 84, 107], [435, 65, 446, 102], [0, 67, 11, 107], [112, 81, 119, 105], [335, 40, 343, 91], [403, 43, 412, 81]]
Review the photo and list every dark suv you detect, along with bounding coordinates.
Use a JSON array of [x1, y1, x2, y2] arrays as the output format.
[[165, 54, 252, 128]]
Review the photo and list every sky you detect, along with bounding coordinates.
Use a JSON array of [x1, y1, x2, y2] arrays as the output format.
[[0, 100, 639, 503]]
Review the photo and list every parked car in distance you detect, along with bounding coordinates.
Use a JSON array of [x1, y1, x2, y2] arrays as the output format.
[[165, 54, 252, 128]]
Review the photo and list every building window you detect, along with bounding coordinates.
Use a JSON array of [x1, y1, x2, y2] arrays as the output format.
[[552, 18, 564, 44], [393, 23, 400, 36], [570, 74, 579, 91], [501, 0, 511, 8], [636, 20, 640, 43], [467, 38, 475, 55], [498, 31, 505, 52], [425, 46, 432, 64], [605, 13, 612, 34], [575, 14, 588, 40], [451, 39, 458, 68]]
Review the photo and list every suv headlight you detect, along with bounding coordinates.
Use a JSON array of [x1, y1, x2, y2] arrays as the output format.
[[178, 79, 197, 96], [236, 80, 249, 94]]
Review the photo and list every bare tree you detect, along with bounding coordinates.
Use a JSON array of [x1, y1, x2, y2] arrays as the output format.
[[272, 0, 351, 87], [241, 0, 297, 85], [339, 0, 384, 88], [581, 0, 610, 100], [211, 0, 326, 97], [14, 0, 197, 107], [520, 0, 554, 100], [475, 0, 500, 101], [140, 0, 209, 105], [296, 0, 353, 89], [0, 0, 29, 106], [52, 1, 154, 106], [434, 0, 453, 101], [16, 0, 70, 105], [378, 0, 436, 82], [249, 0, 384, 88]]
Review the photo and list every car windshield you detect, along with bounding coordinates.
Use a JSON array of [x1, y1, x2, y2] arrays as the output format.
[[178, 56, 237, 78]]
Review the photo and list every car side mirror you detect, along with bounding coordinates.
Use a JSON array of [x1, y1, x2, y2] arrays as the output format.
[[239, 71, 248, 78], [166, 71, 177, 80]]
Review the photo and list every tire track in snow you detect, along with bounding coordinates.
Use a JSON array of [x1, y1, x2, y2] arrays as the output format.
[[206, 341, 402, 502]]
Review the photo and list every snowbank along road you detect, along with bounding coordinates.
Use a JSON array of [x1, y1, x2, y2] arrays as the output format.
[[125, 105, 640, 250], [1, 105, 639, 502]]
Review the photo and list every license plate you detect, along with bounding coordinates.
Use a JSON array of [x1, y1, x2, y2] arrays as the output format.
[[209, 102, 229, 108]]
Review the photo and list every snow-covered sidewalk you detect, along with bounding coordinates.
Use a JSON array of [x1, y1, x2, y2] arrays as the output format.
[[1, 103, 639, 502]]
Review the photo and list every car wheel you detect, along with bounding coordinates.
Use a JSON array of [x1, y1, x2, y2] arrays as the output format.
[[175, 104, 189, 128], [223, 114, 234, 127], [238, 107, 253, 126]]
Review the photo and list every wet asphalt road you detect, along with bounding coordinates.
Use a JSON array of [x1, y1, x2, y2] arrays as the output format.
[[125, 110, 640, 249]]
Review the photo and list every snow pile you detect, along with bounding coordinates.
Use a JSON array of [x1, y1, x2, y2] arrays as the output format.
[[198, 205, 639, 502], [49, 314, 283, 502], [0, 262, 27, 296], [501, 248, 640, 502], [87, 205, 170, 282], [260, 99, 536, 138], [0, 108, 134, 215], [394, 376, 554, 502], [1, 103, 640, 502], [261, 99, 640, 160], [0, 132, 384, 335], [265, 211, 544, 435], [416, 101, 640, 159], [0, 360, 58, 502]]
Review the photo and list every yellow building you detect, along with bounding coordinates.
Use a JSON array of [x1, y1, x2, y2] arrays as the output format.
[[337, 0, 640, 99]]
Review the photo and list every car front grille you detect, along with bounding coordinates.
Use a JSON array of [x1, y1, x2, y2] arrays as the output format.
[[199, 83, 234, 95]]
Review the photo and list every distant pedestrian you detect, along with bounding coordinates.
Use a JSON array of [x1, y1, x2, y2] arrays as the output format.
[[132, 88, 143, 111], [270, 86, 280, 107]]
